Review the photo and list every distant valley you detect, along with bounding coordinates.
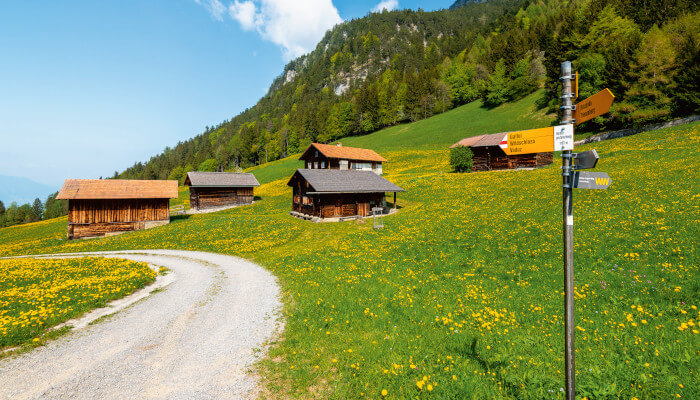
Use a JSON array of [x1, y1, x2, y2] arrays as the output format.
[[0, 175, 57, 205]]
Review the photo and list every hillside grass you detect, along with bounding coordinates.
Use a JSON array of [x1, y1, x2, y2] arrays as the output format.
[[0, 95, 697, 399]]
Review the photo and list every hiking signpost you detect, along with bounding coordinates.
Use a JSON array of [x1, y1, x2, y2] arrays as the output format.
[[559, 61, 613, 400], [494, 61, 614, 400]]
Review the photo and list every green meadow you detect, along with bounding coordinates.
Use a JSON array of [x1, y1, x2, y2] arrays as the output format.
[[0, 92, 698, 399]]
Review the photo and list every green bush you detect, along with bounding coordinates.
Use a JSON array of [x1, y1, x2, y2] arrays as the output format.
[[198, 159, 218, 172], [449, 145, 474, 172]]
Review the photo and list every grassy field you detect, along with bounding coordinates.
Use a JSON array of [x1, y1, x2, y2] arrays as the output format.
[[0, 92, 697, 399], [0, 257, 156, 352]]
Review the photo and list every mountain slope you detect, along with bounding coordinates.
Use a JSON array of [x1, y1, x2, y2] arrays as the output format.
[[0, 175, 57, 205], [117, 0, 698, 183]]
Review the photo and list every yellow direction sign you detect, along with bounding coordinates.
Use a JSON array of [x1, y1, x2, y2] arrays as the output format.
[[499, 124, 573, 155], [574, 88, 615, 124]]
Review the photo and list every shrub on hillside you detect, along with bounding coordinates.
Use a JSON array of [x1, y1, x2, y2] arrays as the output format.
[[449, 146, 474, 172], [198, 159, 218, 172]]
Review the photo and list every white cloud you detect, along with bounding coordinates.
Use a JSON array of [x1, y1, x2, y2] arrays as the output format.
[[197, 0, 342, 60], [372, 0, 398, 12], [196, 0, 227, 21], [229, 1, 259, 30]]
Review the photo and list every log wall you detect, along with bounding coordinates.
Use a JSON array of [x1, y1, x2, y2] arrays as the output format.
[[67, 198, 170, 239], [190, 187, 254, 210], [295, 193, 384, 218], [471, 147, 554, 172]]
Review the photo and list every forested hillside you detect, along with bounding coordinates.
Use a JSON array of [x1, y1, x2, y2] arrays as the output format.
[[117, 0, 698, 182]]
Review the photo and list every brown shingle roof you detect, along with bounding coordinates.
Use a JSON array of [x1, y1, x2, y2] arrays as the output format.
[[300, 143, 387, 162], [451, 132, 506, 148], [56, 179, 178, 200], [184, 172, 260, 187], [450, 135, 485, 148], [287, 169, 404, 193]]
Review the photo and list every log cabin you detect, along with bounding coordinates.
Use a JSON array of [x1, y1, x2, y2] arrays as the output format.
[[287, 169, 404, 219], [184, 172, 260, 211], [299, 143, 387, 175], [56, 179, 178, 239], [451, 133, 553, 172]]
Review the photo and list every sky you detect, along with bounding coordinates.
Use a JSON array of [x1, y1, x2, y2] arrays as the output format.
[[0, 0, 453, 189]]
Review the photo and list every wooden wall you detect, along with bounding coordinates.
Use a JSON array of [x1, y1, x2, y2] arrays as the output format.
[[67, 198, 169, 239], [472, 147, 554, 172], [190, 187, 254, 210], [292, 188, 384, 218]]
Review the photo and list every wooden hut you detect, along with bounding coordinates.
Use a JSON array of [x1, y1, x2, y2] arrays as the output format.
[[299, 143, 387, 174], [56, 179, 178, 239], [184, 172, 260, 210], [287, 169, 404, 219], [451, 133, 553, 172]]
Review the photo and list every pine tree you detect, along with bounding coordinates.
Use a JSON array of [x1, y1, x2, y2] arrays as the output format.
[[168, 166, 185, 182], [617, 25, 676, 124], [486, 59, 509, 106], [32, 198, 44, 221]]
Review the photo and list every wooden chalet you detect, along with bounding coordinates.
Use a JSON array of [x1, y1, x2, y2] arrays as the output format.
[[299, 143, 387, 175], [451, 133, 553, 172], [184, 172, 260, 210], [56, 179, 178, 239], [287, 169, 404, 219]]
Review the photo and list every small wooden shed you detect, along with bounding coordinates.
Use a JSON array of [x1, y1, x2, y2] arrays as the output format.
[[56, 179, 178, 239], [451, 133, 553, 172], [184, 172, 260, 211], [287, 169, 404, 219]]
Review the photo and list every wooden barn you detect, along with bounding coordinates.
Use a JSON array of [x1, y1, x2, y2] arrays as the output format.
[[56, 179, 178, 239], [184, 172, 260, 211], [287, 169, 404, 219], [299, 143, 387, 175], [451, 133, 553, 172]]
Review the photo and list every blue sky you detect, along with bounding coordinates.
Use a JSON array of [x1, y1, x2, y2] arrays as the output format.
[[0, 0, 453, 189]]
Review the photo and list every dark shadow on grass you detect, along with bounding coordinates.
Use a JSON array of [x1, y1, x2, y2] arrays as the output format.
[[452, 337, 523, 399], [254, 196, 263, 201], [387, 203, 404, 210], [170, 214, 191, 222]]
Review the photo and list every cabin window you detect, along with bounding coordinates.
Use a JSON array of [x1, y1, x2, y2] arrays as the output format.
[[352, 162, 372, 171], [375, 164, 383, 174], [339, 160, 348, 170], [315, 150, 319, 157], [307, 162, 311, 168], [321, 161, 326, 168], [314, 162, 318, 168], [302, 196, 312, 205]]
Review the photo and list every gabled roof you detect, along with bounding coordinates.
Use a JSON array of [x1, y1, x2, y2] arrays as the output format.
[[287, 169, 404, 194], [56, 179, 178, 200], [184, 172, 260, 187], [299, 143, 387, 162], [450, 132, 505, 148], [450, 135, 485, 148]]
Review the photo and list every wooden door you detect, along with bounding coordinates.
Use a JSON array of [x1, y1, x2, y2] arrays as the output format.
[[335, 198, 342, 216]]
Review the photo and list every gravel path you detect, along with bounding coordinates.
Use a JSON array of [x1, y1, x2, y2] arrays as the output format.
[[0, 250, 283, 400]]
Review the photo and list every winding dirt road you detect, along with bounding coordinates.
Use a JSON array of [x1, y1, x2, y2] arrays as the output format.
[[0, 250, 282, 400]]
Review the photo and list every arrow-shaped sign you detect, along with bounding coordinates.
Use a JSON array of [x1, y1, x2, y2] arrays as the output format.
[[574, 89, 615, 124], [572, 171, 612, 189], [499, 125, 573, 155], [574, 149, 599, 170]]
